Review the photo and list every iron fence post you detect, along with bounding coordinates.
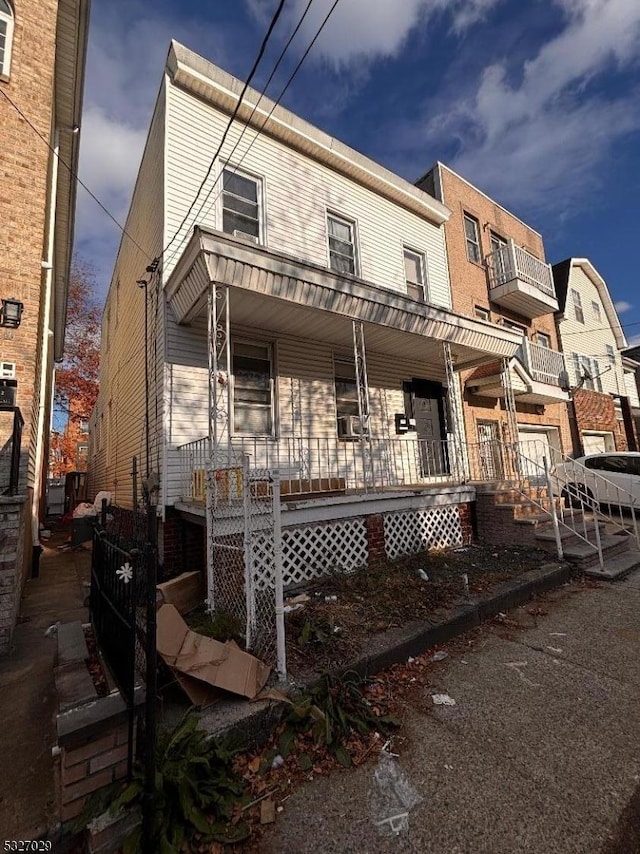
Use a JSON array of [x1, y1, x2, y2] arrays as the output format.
[[142, 505, 158, 853]]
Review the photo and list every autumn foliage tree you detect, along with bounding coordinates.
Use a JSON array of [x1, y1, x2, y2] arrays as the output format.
[[54, 259, 101, 423]]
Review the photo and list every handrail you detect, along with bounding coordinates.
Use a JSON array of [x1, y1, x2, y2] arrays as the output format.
[[7, 407, 24, 496]]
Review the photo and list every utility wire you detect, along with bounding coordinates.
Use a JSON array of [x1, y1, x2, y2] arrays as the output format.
[[160, 0, 288, 260], [0, 87, 152, 261], [164, 0, 342, 269]]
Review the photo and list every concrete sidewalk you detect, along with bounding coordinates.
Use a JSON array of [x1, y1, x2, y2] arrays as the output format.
[[0, 530, 90, 838], [261, 573, 640, 854]]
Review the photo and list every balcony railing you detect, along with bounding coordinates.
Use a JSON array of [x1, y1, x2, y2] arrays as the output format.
[[487, 240, 555, 298], [518, 339, 566, 386], [177, 435, 468, 503]]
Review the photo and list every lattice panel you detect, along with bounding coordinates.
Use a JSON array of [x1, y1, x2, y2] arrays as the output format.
[[384, 505, 463, 559], [251, 518, 368, 590]]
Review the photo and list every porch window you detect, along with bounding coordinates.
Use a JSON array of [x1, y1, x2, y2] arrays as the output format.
[[463, 214, 480, 264], [0, 0, 14, 78], [232, 342, 273, 435], [222, 168, 261, 242], [403, 247, 427, 301], [334, 358, 361, 439], [327, 214, 357, 275], [571, 289, 584, 323]]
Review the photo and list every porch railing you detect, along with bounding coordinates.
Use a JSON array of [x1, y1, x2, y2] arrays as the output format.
[[487, 240, 555, 297], [517, 339, 566, 386], [177, 435, 466, 502], [0, 407, 24, 496]]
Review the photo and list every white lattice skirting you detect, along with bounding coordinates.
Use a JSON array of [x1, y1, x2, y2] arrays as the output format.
[[384, 505, 463, 559], [251, 517, 368, 590]]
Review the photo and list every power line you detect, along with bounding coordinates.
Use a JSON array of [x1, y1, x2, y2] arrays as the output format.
[[165, 0, 342, 269], [160, 0, 289, 261], [560, 319, 640, 336], [0, 87, 152, 261]]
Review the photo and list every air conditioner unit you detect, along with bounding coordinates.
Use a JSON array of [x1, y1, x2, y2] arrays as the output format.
[[0, 362, 16, 379], [337, 415, 367, 438], [232, 229, 259, 244]]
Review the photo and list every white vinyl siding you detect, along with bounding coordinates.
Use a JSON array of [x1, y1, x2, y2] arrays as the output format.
[[625, 370, 640, 408], [557, 265, 625, 398], [164, 81, 452, 308]]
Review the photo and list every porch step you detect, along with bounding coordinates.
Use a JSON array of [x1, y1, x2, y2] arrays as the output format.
[[557, 533, 632, 570], [535, 520, 604, 544], [584, 549, 640, 580]]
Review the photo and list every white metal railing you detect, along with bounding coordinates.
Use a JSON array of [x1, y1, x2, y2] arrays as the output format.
[[177, 435, 467, 502], [518, 338, 566, 386], [487, 239, 555, 298]]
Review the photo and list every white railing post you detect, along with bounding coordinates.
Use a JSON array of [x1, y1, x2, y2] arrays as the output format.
[[242, 453, 255, 649], [272, 470, 286, 681], [543, 454, 563, 561]]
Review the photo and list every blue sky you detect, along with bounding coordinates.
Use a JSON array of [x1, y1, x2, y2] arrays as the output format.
[[75, 0, 640, 344]]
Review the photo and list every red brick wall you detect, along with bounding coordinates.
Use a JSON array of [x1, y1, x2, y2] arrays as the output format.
[[365, 513, 385, 564], [572, 389, 627, 452]]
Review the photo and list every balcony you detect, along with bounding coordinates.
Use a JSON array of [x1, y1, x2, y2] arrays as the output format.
[[487, 240, 558, 318]]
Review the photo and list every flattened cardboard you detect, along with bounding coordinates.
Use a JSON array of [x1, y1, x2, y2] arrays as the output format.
[[157, 571, 205, 615], [157, 604, 270, 700]]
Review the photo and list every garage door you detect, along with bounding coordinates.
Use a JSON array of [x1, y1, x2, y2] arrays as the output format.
[[517, 428, 551, 478], [582, 433, 610, 454]]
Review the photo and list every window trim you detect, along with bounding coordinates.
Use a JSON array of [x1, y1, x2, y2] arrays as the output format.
[[463, 213, 481, 265], [326, 211, 359, 277], [0, 0, 15, 79], [220, 164, 265, 245], [403, 246, 428, 302], [230, 338, 276, 438], [571, 289, 584, 324], [474, 305, 490, 322]]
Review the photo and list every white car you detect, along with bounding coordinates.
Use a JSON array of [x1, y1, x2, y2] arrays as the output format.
[[552, 452, 640, 511]]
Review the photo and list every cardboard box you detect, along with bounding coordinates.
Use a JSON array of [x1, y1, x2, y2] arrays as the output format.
[[156, 605, 270, 704], [157, 571, 205, 615]]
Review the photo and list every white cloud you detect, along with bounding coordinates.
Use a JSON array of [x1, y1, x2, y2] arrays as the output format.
[[422, 0, 640, 214], [257, 0, 502, 67], [615, 300, 632, 314]]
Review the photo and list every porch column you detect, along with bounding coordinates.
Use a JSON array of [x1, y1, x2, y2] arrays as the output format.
[[352, 320, 373, 490], [442, 342, 467, 480], [501, 356, 519, 479], [206, 282, 231, 608]]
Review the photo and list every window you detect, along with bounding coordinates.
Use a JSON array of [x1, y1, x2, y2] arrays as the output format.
[[79, 419, 89, 433], [571, 289, 584, 323], [232, 341, 273, 435], [334, 358, 360, 438], [572, 353, 602, 392], [403, 248, 427, 301], [464, 214, 481, 264], [606, 344, 616, 365], [475, 306, 490, 322], [502, 318, 527, 336], [591, 300, 601, 322], [327, 214, 357, 275], [536, 332, 551, 348], [490, 232, 508, 284], [222, 168, 261, 241], [585, 455, 640, 476], [0, 0, 14, 78]]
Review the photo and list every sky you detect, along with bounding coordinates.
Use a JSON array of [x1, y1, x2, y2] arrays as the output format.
[[75, 0, 640, 345]]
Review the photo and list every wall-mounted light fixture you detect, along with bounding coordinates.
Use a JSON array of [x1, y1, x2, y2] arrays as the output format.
[[0, 297, 24, 329]]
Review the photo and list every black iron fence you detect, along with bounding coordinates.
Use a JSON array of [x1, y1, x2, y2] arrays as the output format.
[[0, 407, 24, 496]]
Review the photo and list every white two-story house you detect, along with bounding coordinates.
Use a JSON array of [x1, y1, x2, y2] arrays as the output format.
[[88, 42, 524, 594], [552, 258, 639, 455]]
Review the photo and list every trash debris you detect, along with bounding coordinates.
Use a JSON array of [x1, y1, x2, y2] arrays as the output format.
[[460, 659, 468, 665], [370, 745, 422, 837], [416, 568, 429, 582], [260, 799, 276, 824], [156, 604, 270, 705], [549, 632, 567, 637], [505, 661, 539, 688], [45, 622, 60, 638], [324, 595, 338, 603], [271, 754, 284, 769], [432, 693, 456, 706], [431, 650, 448, 662], [547, 646, 563, 654], [284, 603, 304, 613], [462, 573, 470, 597], [453, 547, 469, 553], [492, 553, 498, 558], [157, 571, 205, 615], [40, 529, 51, 539], [284, 593, 310, 607], [407, 656, 415, 664], [444, 764, 453, 771]]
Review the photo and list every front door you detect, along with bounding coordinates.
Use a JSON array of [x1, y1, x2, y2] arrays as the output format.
[[407, 380, 447, 477], [477, 420, 503, 479]]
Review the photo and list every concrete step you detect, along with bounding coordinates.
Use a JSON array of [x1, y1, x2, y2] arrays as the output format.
[[535, 520, 605, 544], [558, 533, 632, 569], [584, 549, 640, 580]]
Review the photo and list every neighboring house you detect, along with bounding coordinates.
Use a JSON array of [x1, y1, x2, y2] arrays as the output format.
[[417, 163, 571, 477], [88, 42, 524, 580], [552, 258, 638, 455], [0, 0, 90, 652], [49, 414, 89, 477], [621, 347, 640, 443]]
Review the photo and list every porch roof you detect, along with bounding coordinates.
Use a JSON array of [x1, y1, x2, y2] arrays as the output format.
[[165, 228, 523, 370]]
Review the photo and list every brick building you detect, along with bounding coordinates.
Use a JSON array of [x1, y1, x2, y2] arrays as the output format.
[[417, 163, 571, 474], [0, 0, 90, 652]]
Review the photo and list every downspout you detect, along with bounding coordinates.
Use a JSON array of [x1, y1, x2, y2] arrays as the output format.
[[31, 130, 60, 566]]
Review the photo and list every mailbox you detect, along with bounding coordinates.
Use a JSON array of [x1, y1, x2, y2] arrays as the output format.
[[395, 413, 409, 434], [0, 379, 17, 410]]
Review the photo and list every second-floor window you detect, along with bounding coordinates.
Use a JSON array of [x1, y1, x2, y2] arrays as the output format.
[[327, 213, 357, 275], [403, 248, 427, 301], [573, 353, 602, 392], [464, 214, 481, 264], [232, 341, 274, 435], [0, 0, 14, 78], [503, 318, 527, 337], [222, 168, 261, 242], [591, 300, 602, 322], [536, 332, 551, 348], [475, 306, 490, 321], [606, 344, 616, 365], [571, 289, 584, 323]]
